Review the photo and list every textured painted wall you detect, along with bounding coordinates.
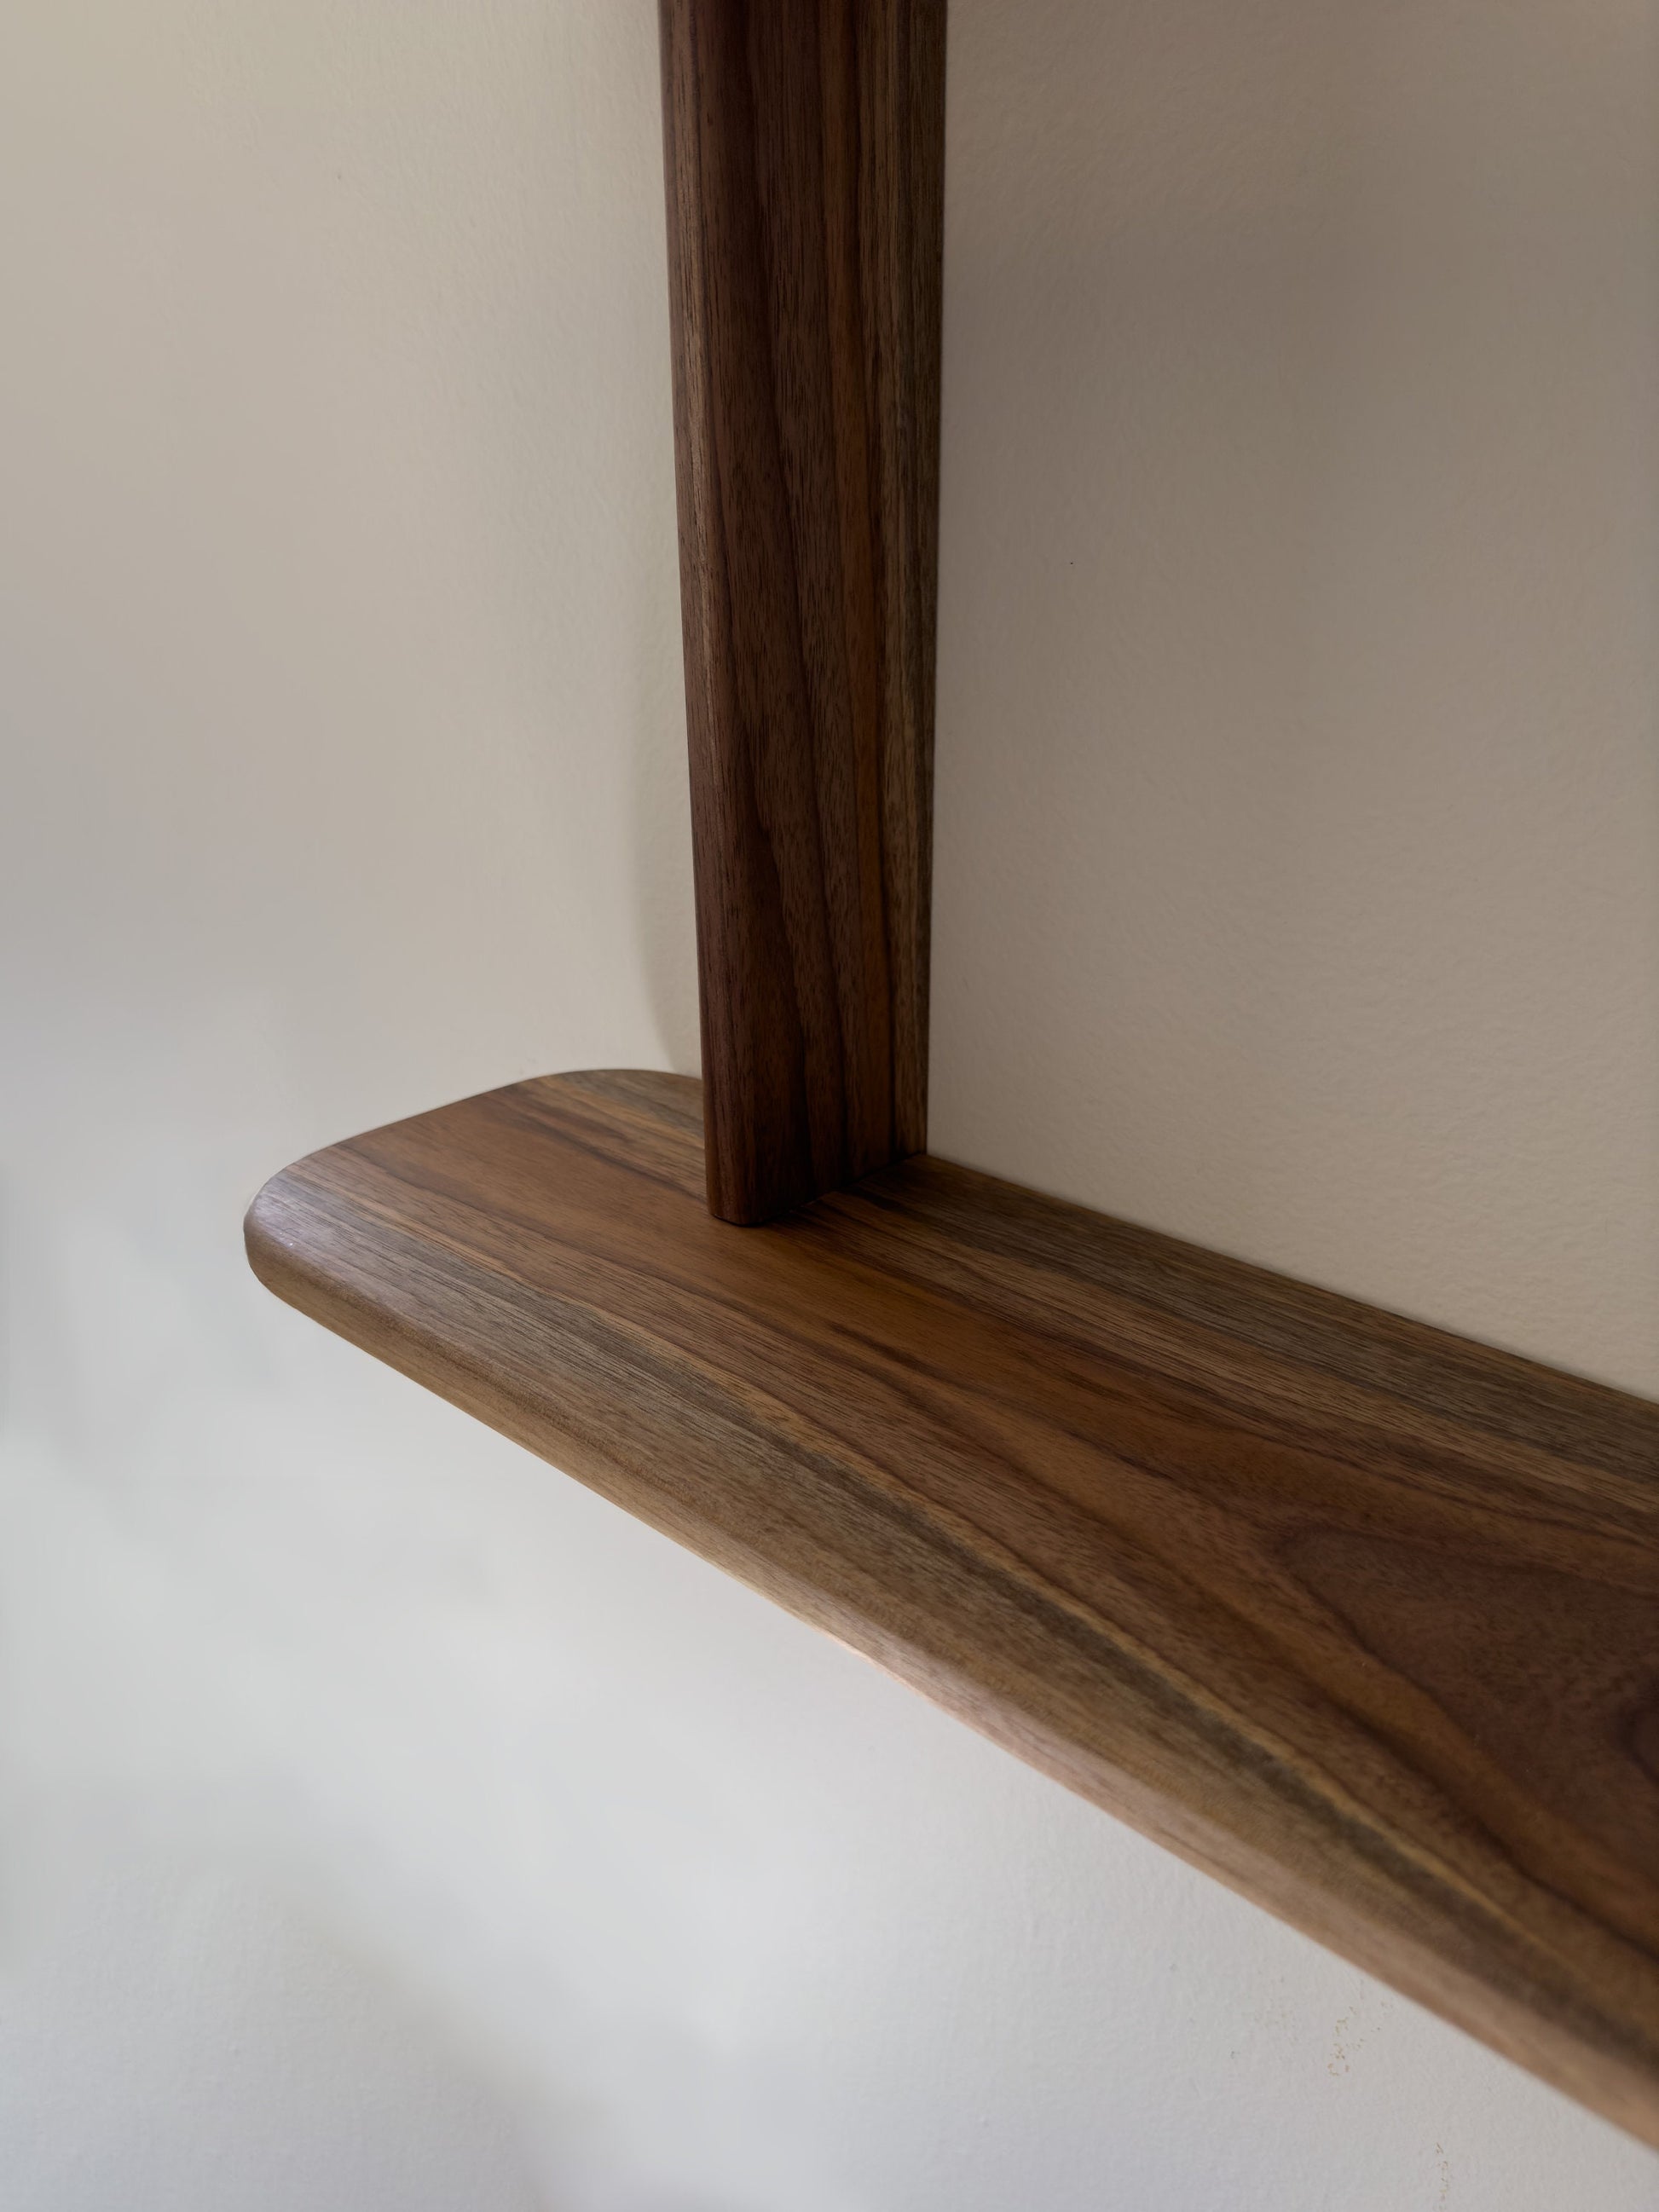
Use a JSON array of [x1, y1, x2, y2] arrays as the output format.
[[932, 0, 1659, 1402], [3, 0, 1656, 2206]]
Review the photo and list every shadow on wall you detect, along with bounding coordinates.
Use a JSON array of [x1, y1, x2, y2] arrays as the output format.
[[0, 1828, 756, 2212], [0, 1832, 546, 2212], [928, 0, 1659, 1399]]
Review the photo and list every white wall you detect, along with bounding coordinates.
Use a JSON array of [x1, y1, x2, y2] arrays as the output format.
[[2, 1, 1656, 2207]]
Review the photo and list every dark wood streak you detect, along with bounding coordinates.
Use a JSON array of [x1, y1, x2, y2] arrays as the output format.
[[246, 1069, 1659, 2146], [659, 0, 945, 1222]]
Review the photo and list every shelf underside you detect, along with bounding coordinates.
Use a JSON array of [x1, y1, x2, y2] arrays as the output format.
[[246, 1069, 1659, 2143]]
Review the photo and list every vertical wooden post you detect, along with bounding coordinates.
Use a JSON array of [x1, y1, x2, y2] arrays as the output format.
[[658, 0, 946, 1225]]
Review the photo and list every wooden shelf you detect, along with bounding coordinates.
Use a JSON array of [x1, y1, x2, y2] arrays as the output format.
[[246, 1068, 1659, 2140]]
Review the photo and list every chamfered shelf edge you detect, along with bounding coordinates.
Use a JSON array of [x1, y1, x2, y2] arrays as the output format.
[[245, 1067, 1659, 2146]]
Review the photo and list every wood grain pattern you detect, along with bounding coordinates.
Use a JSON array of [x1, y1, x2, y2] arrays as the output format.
[[659, 0, 945, 1222], [246, 1069, 1659, 2146]]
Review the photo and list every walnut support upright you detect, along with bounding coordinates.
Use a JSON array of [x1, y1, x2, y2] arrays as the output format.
[[658, 0, 946, 1224]]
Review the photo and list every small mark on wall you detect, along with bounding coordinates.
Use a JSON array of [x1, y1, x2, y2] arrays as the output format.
[[1326, 1989, 1392, 2080]]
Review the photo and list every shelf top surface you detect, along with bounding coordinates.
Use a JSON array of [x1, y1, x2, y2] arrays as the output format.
[[246, 1068, 1659, 2145]]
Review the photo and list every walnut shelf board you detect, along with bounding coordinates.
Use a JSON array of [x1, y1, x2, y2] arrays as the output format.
[[246, 1067, 1659, 2145]]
